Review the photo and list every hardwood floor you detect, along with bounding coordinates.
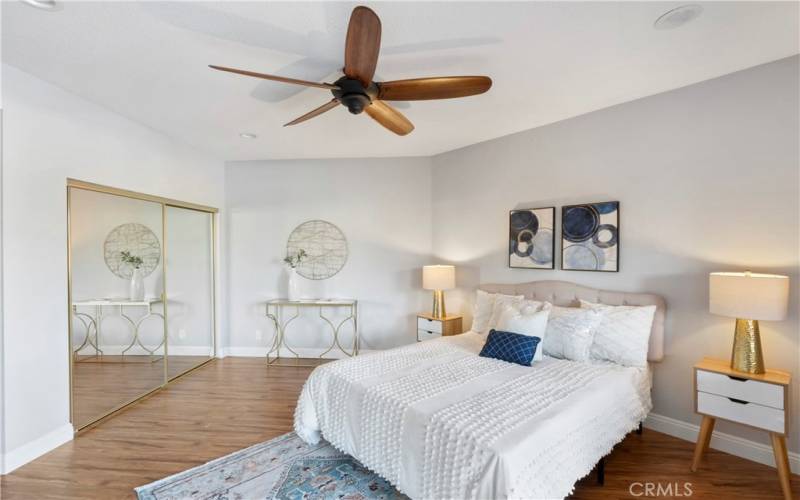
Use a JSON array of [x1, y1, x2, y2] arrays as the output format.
[[72, 355, 211, 428], [2, 357, 798, 499]]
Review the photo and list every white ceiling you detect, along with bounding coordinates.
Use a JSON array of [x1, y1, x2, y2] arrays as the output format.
[[3, 1, 798, 160]]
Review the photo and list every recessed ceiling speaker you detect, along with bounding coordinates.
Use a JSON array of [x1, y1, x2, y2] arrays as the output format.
[[654, 4, 703, 30]]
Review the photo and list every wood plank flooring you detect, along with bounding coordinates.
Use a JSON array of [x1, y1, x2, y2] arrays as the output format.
[[72, 355, 211, 428], [2, 357, 798, 499]]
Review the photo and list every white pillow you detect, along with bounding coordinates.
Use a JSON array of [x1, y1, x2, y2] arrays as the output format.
[[486, 293, 527, 333], [580, 300, 656, 367], [542, 305, 602, 361], [496, 304, 551, 361], [470, 290, 496, 335], [516, 299, 546, 315]]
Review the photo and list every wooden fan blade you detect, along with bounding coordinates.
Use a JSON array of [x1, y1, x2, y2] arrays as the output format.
[[344, 6, 381, 86], [364, 100, 414, 136], [284, 99, 340, 126], [377, 76, 492, 101], [209, 65, 339, 90]]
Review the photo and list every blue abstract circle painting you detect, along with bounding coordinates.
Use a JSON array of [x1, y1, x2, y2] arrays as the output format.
[[509, 207, 554, 269], [561, 201, 619, 272], [562, 205, 599, 243]]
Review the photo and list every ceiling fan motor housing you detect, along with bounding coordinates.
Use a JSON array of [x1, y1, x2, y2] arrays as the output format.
[[333, 77, 378, 114]]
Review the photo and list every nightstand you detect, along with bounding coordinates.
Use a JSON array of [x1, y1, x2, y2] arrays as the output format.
[[692, 357, 793, 500], [416, 314, 462, 342]]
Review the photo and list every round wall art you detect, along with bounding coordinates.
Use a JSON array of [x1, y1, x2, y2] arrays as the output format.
[[104, 223, 161, 279], [286, 220, 348, 280]]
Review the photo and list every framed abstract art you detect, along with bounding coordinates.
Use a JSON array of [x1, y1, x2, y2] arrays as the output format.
[[561, 201, 619, 272], [509, 207, 555, 269]]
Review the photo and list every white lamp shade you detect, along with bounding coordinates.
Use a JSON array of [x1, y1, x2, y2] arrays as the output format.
[[709, 272, 789, 321], [423, 265, 455, 290]]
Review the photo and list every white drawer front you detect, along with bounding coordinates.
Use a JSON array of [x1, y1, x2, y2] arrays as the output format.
[[417, 317, 442, 334], [697, 370, 783, 409], [697, 391, 784, 433], [417, 329, 441, 342]]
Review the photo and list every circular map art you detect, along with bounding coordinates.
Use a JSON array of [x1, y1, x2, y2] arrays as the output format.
[[286, 220, 348, 280], [104, 223, 161, 279]]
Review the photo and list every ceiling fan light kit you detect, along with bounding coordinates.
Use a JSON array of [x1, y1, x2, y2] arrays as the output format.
[[210, 5, 492, 136], [332, 77, 377, 115]]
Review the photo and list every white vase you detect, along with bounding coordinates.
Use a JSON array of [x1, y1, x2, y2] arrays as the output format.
[[287, 267, 300, 301], [129, 268, 145, 301]]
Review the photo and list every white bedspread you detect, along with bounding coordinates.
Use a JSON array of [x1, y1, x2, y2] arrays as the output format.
[[295, 332, 652, 500]]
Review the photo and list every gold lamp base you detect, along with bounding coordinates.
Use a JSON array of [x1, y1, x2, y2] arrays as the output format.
[[730, 318, 765, 374], [431, 289, 446, 319]]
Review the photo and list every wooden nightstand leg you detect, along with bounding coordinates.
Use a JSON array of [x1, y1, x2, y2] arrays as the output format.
[[691, 416, 715, 472], [770, 433, 793, 500]]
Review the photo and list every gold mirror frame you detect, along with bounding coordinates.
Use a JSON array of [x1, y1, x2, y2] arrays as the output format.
[[66, 178, 218, 431]]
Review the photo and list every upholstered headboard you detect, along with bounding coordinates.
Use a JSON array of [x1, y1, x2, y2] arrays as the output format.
[[479, 280, 667, 362]]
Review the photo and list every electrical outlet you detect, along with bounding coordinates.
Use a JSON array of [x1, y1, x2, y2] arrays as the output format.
[[178, 329, 187, 340], [255, 329, 263, 341]]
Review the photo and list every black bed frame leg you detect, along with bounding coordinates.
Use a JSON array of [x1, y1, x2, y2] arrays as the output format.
[[637, 422, 643, 435], [596, 456, 605, 486]]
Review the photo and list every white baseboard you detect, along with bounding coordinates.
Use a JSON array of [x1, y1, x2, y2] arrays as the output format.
[[645, 412, 800, 474], [1, 423, 73, 474], [221, 346, 375, 359]]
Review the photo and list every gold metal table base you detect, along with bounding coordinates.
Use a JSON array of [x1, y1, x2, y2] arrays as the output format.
[[265, 299, 359, 367], [72, 302, 165, 364]]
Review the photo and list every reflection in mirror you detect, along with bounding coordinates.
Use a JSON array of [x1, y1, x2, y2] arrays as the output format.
[[69, 188, 166, 429], [164, 206, 215, 380]]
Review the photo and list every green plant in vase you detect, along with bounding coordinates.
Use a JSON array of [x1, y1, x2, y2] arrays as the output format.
[[284, 249, 307, 300], [120, 250, 145, 301]]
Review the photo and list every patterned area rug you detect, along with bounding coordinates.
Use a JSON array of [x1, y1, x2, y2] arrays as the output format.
[[135, 432, 407, 500]]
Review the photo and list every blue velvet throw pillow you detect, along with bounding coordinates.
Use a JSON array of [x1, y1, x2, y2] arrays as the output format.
[[479, 329, 541, 367]]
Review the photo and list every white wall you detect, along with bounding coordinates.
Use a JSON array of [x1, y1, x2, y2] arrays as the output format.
[[225, 158, 432, 355], [431, 56, 800, 453], [0, 64, 224, 472]]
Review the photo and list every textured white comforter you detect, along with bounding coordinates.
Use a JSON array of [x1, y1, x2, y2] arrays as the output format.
[[294, 332, 652, 499]]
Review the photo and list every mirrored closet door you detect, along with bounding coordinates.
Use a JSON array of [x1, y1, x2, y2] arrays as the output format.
[[68, 181, 217, 430], [164, 205, 215, 380]]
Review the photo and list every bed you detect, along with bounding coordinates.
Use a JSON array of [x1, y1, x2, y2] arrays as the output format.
[[295, 280, 666, 499]]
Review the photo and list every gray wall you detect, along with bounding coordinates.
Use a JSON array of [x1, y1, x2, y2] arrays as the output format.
[[225, 158, 432, 354], [431, 56, 800, 453]]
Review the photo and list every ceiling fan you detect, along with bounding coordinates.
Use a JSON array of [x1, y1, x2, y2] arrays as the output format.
[[210, 5, 492, 136]]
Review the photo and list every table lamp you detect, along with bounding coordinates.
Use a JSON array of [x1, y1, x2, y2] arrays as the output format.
[[709, 271, 789, 374], [423, 265, 455, 319]]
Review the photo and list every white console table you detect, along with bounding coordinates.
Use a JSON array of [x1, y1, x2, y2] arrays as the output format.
[[265, 299, 359, 367], [72, 298, 164, 361]]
